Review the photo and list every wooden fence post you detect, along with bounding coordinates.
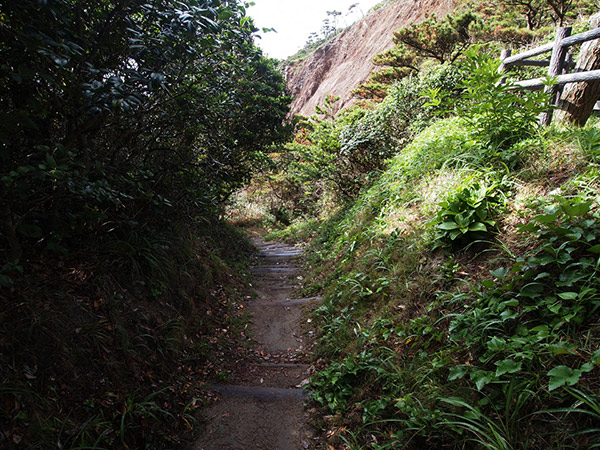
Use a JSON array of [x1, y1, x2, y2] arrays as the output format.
[[563, 53, 573, 74], [540, 26, 572, 126], [499, 49, 511, 84], [499, 49, 511, 72]]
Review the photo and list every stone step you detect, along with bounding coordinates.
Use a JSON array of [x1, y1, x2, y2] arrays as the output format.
[[250, 266, 297, 273], [254, 285, 297, 292], [209, 384, 306, 400], [235, 362, 310, 389], [249, 296, 323, 307], [253, 363, 310, 369], [257, 250, 304, 258]]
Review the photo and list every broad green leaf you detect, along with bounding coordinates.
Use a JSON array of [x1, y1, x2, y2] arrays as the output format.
[[558, 292, 578, 300], [547, 365, 582, 391], [529, 254, 556, 266], [549, 341, 578, 355], [475, 206, 488, 220], [449, 230, 461, 240], [519, 282, 544, 298], [561, 200, 592, 218], [490, 267, 508, 279], [438, 221, 460, 230], [487, 336, 506, 351], [500, 309, 518, 321], [534, 212, 559, 224], [581, 363, 594, 373], [591, 349, 600, 365], [547, 302, 562, 314], [455, 214, 468, 227], [45, 154, 57, 168], [470, 369, 495, 391], [565, 228, 583, 240], [519, 223, 539, 233], [557, 252, 574, 265], [589, 244, 600, 254], [469, 222, 487, 232], [481, 279, 495, 288], [530, 325, 549, 340], [495, 359, 521, 376], [448, 365, 469, 381]]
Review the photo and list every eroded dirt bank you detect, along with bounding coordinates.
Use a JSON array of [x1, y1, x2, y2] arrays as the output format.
[[193, 238, 322, 449], [285, 0, 457, 117]]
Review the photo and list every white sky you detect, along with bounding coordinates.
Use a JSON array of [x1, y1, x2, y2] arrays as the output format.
[[247, 0, 384, 60]]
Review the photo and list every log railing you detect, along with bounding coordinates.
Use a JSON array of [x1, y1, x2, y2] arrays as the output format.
[[500, 26, 600, 125]]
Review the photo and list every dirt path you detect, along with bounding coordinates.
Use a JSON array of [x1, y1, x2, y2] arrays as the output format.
[[193, 238, 321, 450]]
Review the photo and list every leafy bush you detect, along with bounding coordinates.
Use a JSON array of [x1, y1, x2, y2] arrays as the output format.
[[310, 350, 380, 412], [260, 65, 465, 222], [0, 0, 290, 264], [433, 178, 504, 247], [430, 194, 600, 446], [456, 47, 551, 151]]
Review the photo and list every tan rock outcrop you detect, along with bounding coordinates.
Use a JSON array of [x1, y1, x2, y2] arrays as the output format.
[[285, 0, 456, 117]]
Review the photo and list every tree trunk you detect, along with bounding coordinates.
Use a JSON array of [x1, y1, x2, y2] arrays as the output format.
[[555, 13, 600, 127]]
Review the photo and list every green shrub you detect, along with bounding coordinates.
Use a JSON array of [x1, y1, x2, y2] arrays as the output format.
[[310, 350, 380, 412], [350, 63, 464, 150], [433, 178, 504, 247], [456, 46, 551, 152], [265, 65, 465, 219]]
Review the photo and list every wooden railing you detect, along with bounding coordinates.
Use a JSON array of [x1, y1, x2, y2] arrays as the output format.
[[500, 26, 600, 124]]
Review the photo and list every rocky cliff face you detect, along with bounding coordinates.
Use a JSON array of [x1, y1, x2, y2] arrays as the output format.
[[285, 0, 456, 117]]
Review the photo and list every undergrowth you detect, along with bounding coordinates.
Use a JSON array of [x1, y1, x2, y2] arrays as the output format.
[[1, 219, 254, 449], [297, 51, 600, 449]]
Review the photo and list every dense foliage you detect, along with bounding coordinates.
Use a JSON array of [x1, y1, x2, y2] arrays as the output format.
[[1, 0, 290, 447], [247, 64, 463, 225], [0, 0, 289, 265]]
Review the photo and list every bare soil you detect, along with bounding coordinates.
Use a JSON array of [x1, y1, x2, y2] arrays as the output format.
[[284, 0, 456, 117], [192, 238, 322, 450]]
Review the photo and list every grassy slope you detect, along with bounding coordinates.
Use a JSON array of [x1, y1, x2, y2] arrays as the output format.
[[232, 1, 600, 447], [300, 111, 600, 448]]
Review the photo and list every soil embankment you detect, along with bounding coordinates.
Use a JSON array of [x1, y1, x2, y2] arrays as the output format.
[[285, 0, 457, 117]]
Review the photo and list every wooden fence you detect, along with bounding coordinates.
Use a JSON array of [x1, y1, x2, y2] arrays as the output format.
[[500, 26, 600, 125]]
